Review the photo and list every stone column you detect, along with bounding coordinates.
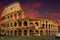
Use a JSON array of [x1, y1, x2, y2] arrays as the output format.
[[17, 14, 19, 19], [6, 32, 8, 36], [13, 14, 14, 19], [12, 30, 14, 36], [17, 22, 18, 27], [33, 30, 35, 33], [22, 30, 24, 36], [17, 31, 18, 36], [9, 31, 11, 36], [38, 30, 40, 36], [22, 21, 24, 27], [27, 30, 29, 36]]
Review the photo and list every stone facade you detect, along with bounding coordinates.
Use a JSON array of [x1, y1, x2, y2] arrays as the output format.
[[1, 1, 58, 36]]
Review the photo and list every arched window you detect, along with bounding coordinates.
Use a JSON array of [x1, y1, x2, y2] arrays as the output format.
[[24, 21, 27, 26], [11, 15, 13, 18], [42, 24, 45, 28], [46, 24, 47, 28], [24, 30, 27, 35], [49, 24, 50, 28], [18, 30, 22, 35], [14, 22, 17, 27], [49, 31, 50, 35], [11, 23, 12, 27], [8, 16, 9, 19], [35, 22, 38, 26], [11, 31, 13, 35], [18, 21, 22, 26], [40, 30, 43, 35], [7, 23, 9, 27], [14, 14, 17, 18], [35, 30, 38, 34], [46, 21, 48, 23], [14, 30, 17, 35], [30, 30, 33, 35]]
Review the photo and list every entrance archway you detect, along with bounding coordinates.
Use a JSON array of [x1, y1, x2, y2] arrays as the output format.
[[30, 30, 33, 35], [14, 30, 17, 36], [18, 30, 22, 35], [24, 30, 27, 35], [11, 31, 13, 35], [40, 30, 43, 36]]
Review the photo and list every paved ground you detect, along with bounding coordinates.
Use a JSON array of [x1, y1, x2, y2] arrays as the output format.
[[0, 36, 60, 40]]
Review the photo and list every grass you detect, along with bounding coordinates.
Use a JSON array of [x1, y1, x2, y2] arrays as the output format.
[[0, 36, 45, 40]]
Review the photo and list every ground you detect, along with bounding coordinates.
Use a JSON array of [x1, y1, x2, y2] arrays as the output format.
[[0, 36, 60, 40]]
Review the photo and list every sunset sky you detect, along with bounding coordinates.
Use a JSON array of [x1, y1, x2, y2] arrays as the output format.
[[0, 0, 60, 26]]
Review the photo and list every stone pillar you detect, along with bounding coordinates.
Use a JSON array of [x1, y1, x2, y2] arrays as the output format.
[[17, 22, 18, 27], [13, 14, 14, 19], [12, 31, 14, 36], [22, 30, 24, 36], [9, 31, 11, 36], [6, 32, 8, 36], [27, 30, 29, 36], [17, 31, 18, 36], [22, 21, 24, 27], [17, 14, 19, 19], [33, 30, 35, 33], [38, 30, 40, 36]]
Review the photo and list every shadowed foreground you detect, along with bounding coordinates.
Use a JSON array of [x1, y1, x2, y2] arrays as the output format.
[[0, 36, 60, 40]]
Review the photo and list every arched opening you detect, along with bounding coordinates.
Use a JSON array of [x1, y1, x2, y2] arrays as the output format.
[[14, 22, 17, 27], [35, 30, 38, 34], [11, 31, 13, 35], [18, 30, 22, 35], [40, 30, 43, 36], [42, 24, 45, 28], [8, 31, 9, 35], [11, 23, 12, 27], [14, 14, 17, 18], [11, 15, 13, 19], [14, 30, 17, 36], [46, 21, 48, 23], [24, 30, 27, 35], [7, 23, 9, 27], [18, 21, 22, 26], [46, 30, 48, 35], [30, 30, 33, 35], [24, 21, 27, 26], [35, 22, 38, 26], [46, 24, 47, 28], [49, 31, 50, 35], [8, 16, 9, 19], [49, 24, 50, 29]]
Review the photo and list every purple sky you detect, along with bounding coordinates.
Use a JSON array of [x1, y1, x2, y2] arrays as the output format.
[[0, 0, 60, 25]]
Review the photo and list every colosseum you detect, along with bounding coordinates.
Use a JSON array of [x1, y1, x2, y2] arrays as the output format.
[[0, 1, 58, 36]]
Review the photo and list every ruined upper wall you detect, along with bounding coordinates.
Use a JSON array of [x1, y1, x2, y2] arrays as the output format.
[[2, 1, 23, 17]]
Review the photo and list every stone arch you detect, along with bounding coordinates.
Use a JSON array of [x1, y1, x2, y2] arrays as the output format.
[[11, 23, 13, 27], [46, 21, 48, 23], [14, 30, 17, 35], [11, 30, 13, 35], [11, 15, 13, 18], [35, 22, 38, 26], [29, 30, 33, 35], [14, 14, 17, 18], [24, 30, 27, 35], [35, 30, 38, 34], [18, 21, 22, 26], [40, 30, 43, 35], [24, 21, 27, 26], [18, 30, 22, 35], [14, 22, 17, 27]]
